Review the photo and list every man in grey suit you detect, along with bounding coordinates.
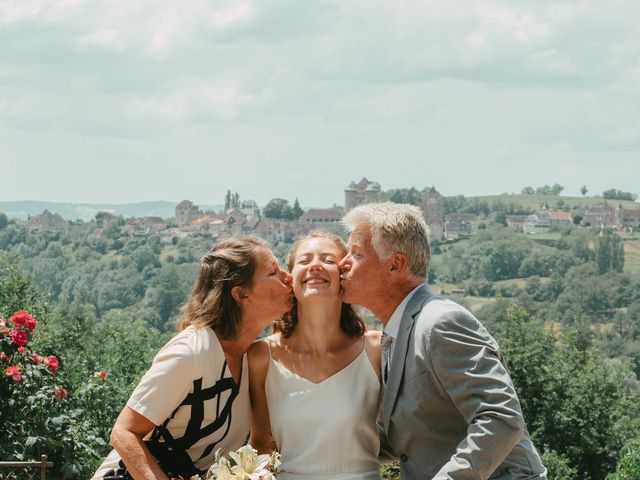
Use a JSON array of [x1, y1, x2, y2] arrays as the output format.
[[339, 202, 547, 479]]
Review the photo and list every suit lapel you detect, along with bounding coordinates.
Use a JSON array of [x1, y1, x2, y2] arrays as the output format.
[[382, 284, 433, 432]]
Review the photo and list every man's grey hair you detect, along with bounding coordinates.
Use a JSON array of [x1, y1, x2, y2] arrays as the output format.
[[342, 202, 430, 278]]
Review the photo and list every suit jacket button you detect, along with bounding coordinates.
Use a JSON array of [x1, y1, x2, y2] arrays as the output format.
[[400, 454, 408, 462]]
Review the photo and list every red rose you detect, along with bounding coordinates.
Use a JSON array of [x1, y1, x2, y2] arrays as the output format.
[[25, 316, 37, 333], [44, 355, 59, 373], [94, 370, 107, 381], [5, 365, 22, 381], [53, 386, 68, 401], [10, 329, 28, 347], [10, 310, 33, 328], [30, 352, 40, 363], [17, 346, 25, 353]]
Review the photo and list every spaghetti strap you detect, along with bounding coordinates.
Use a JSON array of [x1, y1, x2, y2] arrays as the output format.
[[266, 339, 273, 359]]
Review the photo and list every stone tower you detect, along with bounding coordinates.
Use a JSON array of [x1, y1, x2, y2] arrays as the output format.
[[175, 200, 200, 226], [421, 187, 444, 225], [344, 178, 382, 212]]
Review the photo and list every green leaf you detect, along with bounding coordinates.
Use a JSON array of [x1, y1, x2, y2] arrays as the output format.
[[25, 436, 38, 447]]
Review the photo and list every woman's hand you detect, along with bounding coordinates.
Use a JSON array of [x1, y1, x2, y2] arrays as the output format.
[[110, 406, 170, 480]]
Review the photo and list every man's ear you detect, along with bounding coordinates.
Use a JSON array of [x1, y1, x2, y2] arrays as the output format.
[[231, 286, 248, 304], [389, 252, 409, 274]]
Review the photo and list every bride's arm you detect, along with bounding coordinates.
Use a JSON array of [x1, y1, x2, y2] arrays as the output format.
[[248, 339, 278, 454]]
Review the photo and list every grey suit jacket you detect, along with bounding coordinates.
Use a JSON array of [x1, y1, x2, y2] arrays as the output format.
[[379, 285, 547, 479]]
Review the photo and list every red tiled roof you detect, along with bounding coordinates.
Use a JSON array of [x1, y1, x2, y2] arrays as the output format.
[[301, 208, 343, 220], [548, 211, 573, 221]]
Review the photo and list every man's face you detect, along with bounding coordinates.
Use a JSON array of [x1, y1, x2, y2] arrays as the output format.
[[339, 224, 388, 307]]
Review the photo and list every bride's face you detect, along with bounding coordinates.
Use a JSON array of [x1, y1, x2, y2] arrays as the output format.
[[290, 237, 343, 303]]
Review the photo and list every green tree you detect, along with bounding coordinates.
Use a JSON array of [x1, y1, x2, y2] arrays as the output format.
[[143, 264, 195, 330], [541, 450, 579, 480], [551, 183, 565, 195], [596, 233, 625, 274], [497, 304, 640, 479], [521, 186, 535, 195], [225, 190, 232, 211], [494, 212, 508, 226], [581, 185, 588, 196], [607, 436, 640, 480], [224, 191, 240, 210], [0, 212, 8, 230], [603, 189, 637, 201], [292, 198, 304, 220], [263, 198, 294, 219]]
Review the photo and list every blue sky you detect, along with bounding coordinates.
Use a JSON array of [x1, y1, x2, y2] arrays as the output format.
[[1, 0, 639, 207]]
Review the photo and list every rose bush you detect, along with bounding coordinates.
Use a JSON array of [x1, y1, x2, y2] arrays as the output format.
[[1, 308, 109, 479]]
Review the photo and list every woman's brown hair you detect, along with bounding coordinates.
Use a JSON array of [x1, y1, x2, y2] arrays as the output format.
[[177, 236, 269, 339], [273, 231, 365, 338]]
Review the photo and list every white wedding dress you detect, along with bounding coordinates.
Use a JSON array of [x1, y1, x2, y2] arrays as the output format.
[[265, 342, 381, 480]]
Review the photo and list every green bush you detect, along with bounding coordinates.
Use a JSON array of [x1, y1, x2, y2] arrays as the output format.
[[607, 436, 640, 480]]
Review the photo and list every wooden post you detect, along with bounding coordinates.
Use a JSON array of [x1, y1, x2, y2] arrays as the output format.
[[40, 455, 47, 480]]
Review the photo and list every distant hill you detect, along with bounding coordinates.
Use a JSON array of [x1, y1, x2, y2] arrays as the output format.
[[0, 201, 224, 221]]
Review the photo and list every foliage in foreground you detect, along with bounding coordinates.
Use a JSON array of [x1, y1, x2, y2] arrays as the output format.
[[1, 257, 167, 479]]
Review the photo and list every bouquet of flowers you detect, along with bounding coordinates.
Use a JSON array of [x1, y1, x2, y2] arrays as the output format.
[[194, 445, 281, 480]]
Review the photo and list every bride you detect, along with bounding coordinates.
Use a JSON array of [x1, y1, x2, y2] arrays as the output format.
[[248, 231, 382, 480]]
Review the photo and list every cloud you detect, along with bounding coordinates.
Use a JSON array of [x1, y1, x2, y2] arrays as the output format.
[[1, 0, 639, 204]]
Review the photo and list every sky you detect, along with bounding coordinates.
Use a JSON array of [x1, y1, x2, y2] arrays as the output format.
[[1, 0, 639, 208]]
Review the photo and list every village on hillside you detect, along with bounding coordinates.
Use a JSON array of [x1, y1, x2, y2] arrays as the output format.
[[16, 178, 640, 243]]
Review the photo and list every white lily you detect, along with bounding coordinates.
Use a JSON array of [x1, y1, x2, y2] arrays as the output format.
[[206, 456, 234, 480], [228, 445, 272, 479]]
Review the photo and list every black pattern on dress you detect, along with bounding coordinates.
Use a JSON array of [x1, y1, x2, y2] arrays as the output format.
[[102, 360, 240, 479]]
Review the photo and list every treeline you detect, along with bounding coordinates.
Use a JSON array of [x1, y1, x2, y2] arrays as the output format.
[[0, 221, 212, 332], [1, 219, 640, 478], [432, 228, 639, 373]]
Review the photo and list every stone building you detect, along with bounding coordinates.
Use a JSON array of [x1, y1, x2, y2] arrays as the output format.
[[583, 205, 615, 228], [180, 212, 224, 233], [615, 203, 640, 230], [506, 215, 527, 233], [523, 211, 551, 234], [27, 209, 69, 231], [344, 178, 381, 212], [124, 216, 168, 235], [301, 208, 343, 225], [240, 200, 261, 222], [548, 211, 573, 227], [253, 219, 311, 244], [444, 213, 478, 240], [175, 200, 201, 226], [421, 187, 445, 240]]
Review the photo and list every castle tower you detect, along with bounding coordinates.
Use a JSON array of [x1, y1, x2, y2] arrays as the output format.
[[421, 187, 444, 226], [175, 200, 200, 226], [344, 178, 381, 212]]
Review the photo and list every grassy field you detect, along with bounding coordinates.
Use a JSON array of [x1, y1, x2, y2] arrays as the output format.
[[624, 237, 640, 274], [462, 193, 640, 211]]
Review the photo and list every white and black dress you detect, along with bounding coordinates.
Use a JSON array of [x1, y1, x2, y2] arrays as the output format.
[[92, 325, 250, 479]]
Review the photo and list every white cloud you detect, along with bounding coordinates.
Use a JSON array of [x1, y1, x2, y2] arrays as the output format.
[[77, 28, 127, 51], [1, 0, 639, 204]]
